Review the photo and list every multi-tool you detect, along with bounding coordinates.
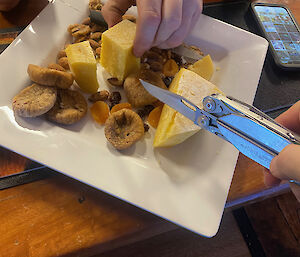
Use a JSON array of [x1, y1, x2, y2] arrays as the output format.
[[140, 80, 300, 185]]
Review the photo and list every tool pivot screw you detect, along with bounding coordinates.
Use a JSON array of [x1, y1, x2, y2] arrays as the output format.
[[203, 97, 216, 112], [197, 115, 209, 129]]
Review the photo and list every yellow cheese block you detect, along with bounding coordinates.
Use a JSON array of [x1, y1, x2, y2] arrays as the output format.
[[100, 19, 140, 81], [153, 68, 222, 148], [188, 55, 214, 81], [66, 41, 99, 93]]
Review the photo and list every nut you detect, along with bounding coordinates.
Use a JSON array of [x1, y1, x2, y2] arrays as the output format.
[[58, 57, 69, 70], [88, 90, 109, 102], [68, 24, 91, 38], [73, 35, 89, 43], [107, 78, 124, 87], [149, 61, 163, 72], [122, 15, 136, 23], [150, 47, 163, 55], [88, 39, 101, 50], [57, 50, 67, 60], [91, 24, 106, 33], [104, 109, 144, 150], [82, 17, 91, 25], [67, 24, 79, 33], [95, 47, 101, 57], [142, 51, 163, 64], [89, 0, 103, 10], [90, 32, 102, 41]]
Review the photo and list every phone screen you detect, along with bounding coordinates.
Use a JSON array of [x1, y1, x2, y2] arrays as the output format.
[[254, 5, 300, 65]]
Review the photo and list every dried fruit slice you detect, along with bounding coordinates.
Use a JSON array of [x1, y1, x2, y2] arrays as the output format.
[[12, 84, 57, 117], [105, 109, 144, 150], [111, 102, 132, 114], [147, 105, 163, 129], [90, 101, 110, 125], [163, 59, 179, 77], [47, 89, 87, 125]]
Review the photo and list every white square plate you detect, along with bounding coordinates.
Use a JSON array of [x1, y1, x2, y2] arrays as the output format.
[[0, 0, 268, 237]]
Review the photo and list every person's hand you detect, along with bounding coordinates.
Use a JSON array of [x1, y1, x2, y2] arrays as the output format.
[[0, 0, 20, 11], [101, 0, 203, 57], [263, 101, 300, 201]]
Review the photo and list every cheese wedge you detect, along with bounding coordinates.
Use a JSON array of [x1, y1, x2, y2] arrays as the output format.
[[153, 68, 222, 147], [188, 55, 214, 81], [66, 41, 99, 93], [100, 20, 140, 81]]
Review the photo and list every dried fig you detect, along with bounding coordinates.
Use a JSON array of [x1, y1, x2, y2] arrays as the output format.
[[48, 63, 66, 72], [47, 89, 87, 125], [105, 109, 144, 150], [124, 70, 167, 108], [27, 64, 73, 89]]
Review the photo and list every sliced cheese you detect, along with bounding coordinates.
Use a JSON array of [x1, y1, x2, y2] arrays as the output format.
[[188, 55, 214, 81], [66, 41, 99, 93], [100, 19, 140, 81], [153, 68, 222, 147]]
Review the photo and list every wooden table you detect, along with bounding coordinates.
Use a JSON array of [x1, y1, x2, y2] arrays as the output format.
[[0, 0, 299, 256]]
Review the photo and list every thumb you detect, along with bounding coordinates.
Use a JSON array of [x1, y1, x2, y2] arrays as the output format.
[[101, 0, 134, 27], [270, 144, 300, 182]]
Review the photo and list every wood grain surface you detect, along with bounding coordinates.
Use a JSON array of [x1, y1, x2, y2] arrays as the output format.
[[0, 174, 177, 257], [0, 0, 299, 256], [94, 211, 251, 257], [245, 192, 300, 257], [0, 147, 28, 177]]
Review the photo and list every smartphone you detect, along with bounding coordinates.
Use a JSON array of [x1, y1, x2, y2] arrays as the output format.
[[251, 3, 300, 70]]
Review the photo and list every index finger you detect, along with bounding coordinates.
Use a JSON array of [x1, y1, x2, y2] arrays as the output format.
[[133, 0, 162, 57]]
